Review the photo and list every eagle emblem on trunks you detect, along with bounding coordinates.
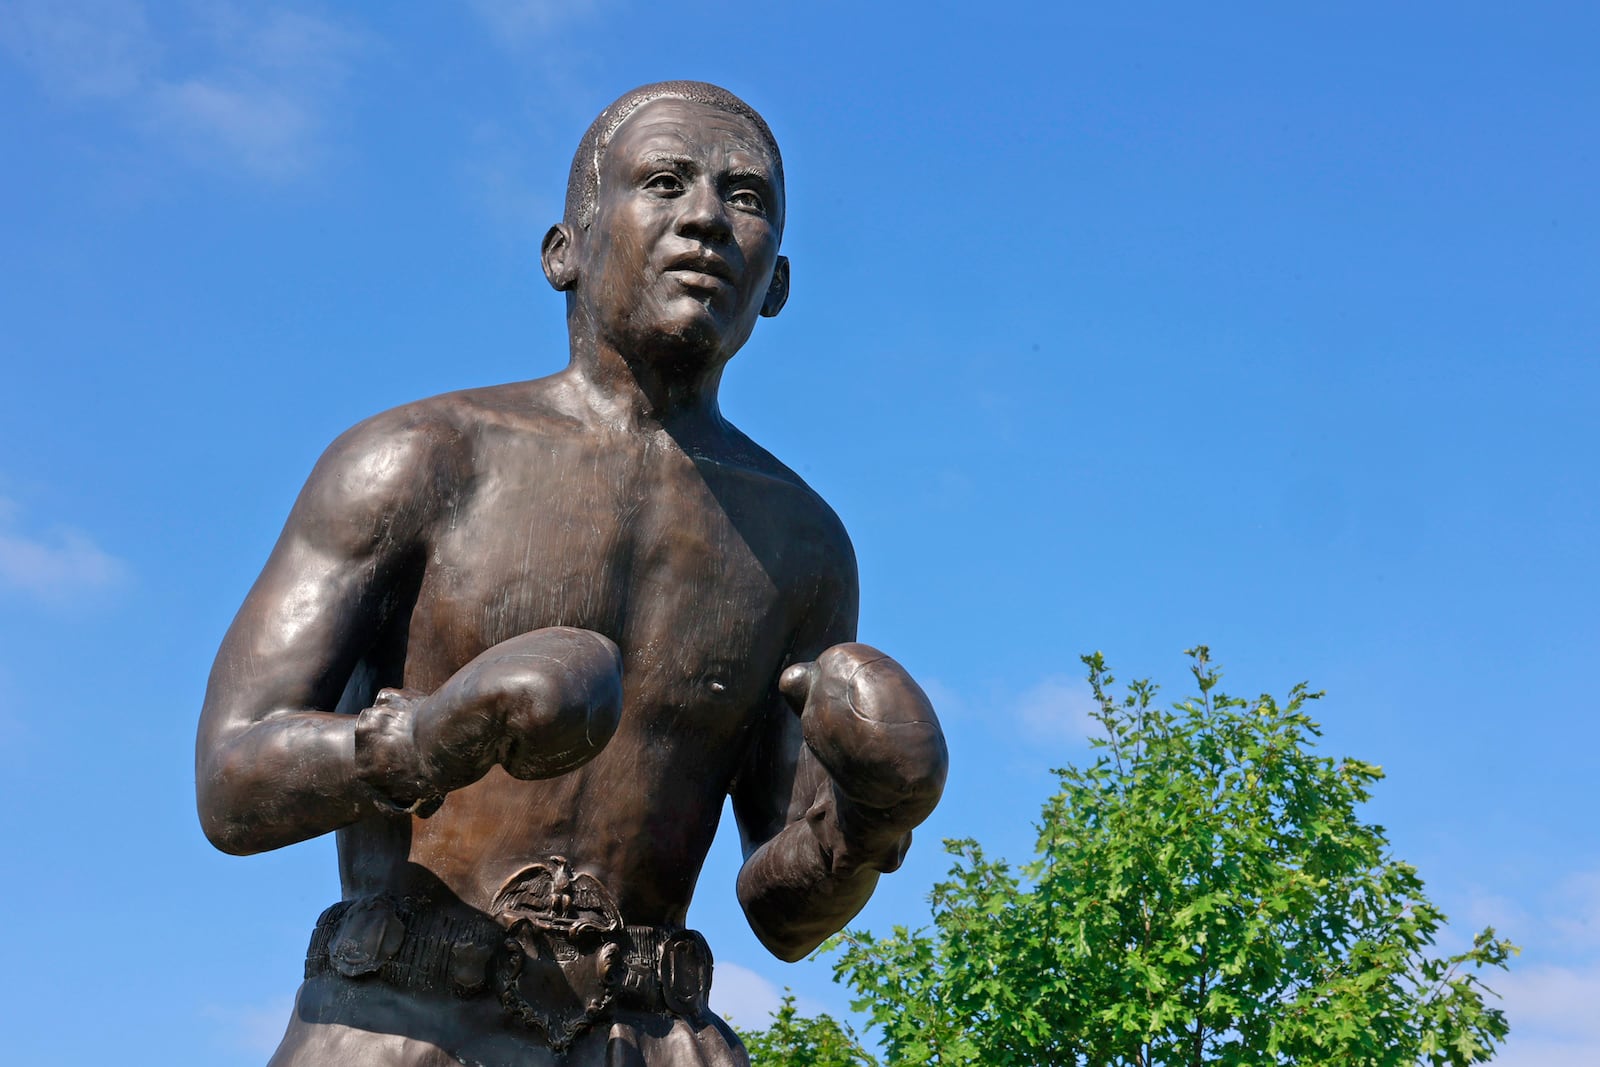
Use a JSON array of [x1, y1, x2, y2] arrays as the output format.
[[489, 856, 627, 1050]]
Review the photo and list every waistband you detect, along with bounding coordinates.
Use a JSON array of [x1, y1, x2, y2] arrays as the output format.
[[302, 858, 713, 1052]]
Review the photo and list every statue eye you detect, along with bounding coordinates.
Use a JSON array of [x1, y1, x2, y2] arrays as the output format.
[[644, 172, 683, 194], [729, 188, 765, 214]]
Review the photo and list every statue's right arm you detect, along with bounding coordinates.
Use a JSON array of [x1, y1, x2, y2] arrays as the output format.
[[197, 410, 624, 855], [195, 410, 467, 855]]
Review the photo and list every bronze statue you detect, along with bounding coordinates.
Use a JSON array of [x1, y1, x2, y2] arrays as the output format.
[[197, 81, 948, 1066]]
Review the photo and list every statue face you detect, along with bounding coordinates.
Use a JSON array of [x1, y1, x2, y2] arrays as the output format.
[[578, 97, 785, 366]]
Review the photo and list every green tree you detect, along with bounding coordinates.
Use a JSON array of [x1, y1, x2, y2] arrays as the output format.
[[748, 648, 1515, 1066], [734, 991, 879, 1067]]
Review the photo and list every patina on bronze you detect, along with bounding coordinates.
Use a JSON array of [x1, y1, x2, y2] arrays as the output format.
[[197, 81, 949, 1066]]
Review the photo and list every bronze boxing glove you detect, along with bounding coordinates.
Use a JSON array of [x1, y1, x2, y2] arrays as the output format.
[[359, 627, 623, 813], [781, 643, 948, 823]]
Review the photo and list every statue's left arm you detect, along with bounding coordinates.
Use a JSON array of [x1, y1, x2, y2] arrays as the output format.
[[731, 562, 948, 962]]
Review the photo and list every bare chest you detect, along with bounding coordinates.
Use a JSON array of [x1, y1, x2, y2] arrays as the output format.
[[401, 432, 813, 714]]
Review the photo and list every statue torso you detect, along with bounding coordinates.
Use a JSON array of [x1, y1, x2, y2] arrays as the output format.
[[335, 380, 848, 924]]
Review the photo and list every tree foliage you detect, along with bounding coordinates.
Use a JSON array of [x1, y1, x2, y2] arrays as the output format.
[[735, 991, 878, 1067], [741, 649, 1515, 1066]]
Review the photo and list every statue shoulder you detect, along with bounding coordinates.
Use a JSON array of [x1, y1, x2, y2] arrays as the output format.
[[751, 458, 860, 652], [719, 426, 859, 589], [293, 394, 477, 558], [788, 473, 856, 579]]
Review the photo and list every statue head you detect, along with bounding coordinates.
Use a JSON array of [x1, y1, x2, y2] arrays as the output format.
[[542, 82, 790, 370], [562, 81, 785, 236]]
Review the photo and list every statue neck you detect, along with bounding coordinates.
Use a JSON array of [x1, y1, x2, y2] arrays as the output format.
[[562, 328, 728, 433]]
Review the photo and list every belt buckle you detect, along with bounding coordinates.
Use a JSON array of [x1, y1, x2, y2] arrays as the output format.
[[657, 929, 713, 1020], [327, 897, 405, 978], [489, 856, 626, 1051]]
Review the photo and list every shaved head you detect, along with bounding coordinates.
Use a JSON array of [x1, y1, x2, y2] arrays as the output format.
[[564, 81, 784, 232]]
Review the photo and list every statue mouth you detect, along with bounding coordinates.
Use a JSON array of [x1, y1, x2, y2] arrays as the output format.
[[663, 252, 735, 288], [665, 271, 732, 297]]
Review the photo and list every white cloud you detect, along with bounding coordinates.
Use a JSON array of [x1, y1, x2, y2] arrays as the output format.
[[0, 0, 158, 100], [147, 76, 320, 180], [203, 995, 293, 1056], [1494, 964, 1600, 1041], [1487, 962, 1600, 1065], [467, 0, 601, 47], [1465, 873, 1600, 1065], [1490, 1040, 1600, 1067], [1455, 869, 1600, 955], [455, 0, 612, 232], [144, 7, 364, 180], [711, 960, 785, 1029], [1461, 889, 1533, 939], [920, 673, 1096, 743], [1016, 673, 1099, 742], [710, 961, 837, 1032], [0, 497, 128, 603], [0, 1, 364, 180], [1550, 871, 1600, 949]]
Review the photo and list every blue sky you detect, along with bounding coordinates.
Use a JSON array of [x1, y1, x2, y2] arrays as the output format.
[[1, 2, 1595, 1063]]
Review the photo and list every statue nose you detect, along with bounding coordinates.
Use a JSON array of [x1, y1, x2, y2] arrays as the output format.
[[676, 180, 732, 240]]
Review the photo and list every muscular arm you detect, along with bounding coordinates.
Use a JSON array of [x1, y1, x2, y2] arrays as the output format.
[[731, 546, 948, 962], [195, 410, 466, 854]]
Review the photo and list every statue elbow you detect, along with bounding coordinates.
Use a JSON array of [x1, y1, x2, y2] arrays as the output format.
[[196, 789, 254, 855], [200, 815, 258, 856], [195, 749, 269, 856]]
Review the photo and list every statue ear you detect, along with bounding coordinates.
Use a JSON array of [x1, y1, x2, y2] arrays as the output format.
[[760, 255, 789, 318], [541, 223, 578, 292]]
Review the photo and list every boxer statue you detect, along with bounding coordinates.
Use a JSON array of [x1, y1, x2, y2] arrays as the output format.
[[197, 81, 948, 1066]]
